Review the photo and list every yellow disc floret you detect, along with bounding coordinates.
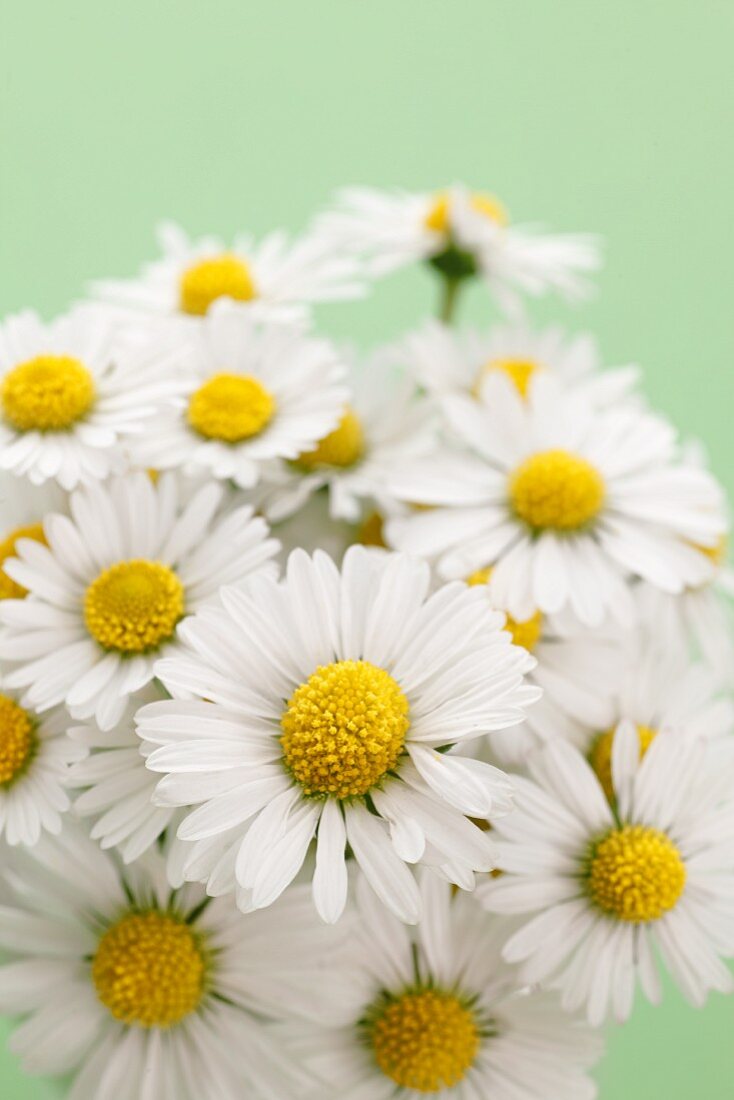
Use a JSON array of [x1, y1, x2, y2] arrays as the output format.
[[474, 357, 542, 399], [588, 824, 686, 923], [425, 191, 509, 234], [179, 254, 256, 316], [0, 694, 36, 787], [1, 356, 96, 433], [280, 659, 409, 799], [296, 409, 365, 469], [465, 567, 543, 650], [590, 723, 657, 803], [0, 523, 47, 600], [509, 448, 605, 532], [187, 373, 276, 443], [92, 910, 207, 1028], [357, 511, 387, 548], [370, 988, 480, 1093], [84, 560, 184, 654]]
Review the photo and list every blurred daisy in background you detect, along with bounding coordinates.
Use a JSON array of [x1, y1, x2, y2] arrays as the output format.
[[0, 475, 67, 604], [314, 185, 600, 315], [387, 373, 726, 626], [0, 471, 279, 729], [0, 825, 346, 1099], [0, 309, 180, 490], [288, 872, 602, 1099], [481, 731, 734, 1024], [91, 221, 364, 338], [139, 547, 538, 924]]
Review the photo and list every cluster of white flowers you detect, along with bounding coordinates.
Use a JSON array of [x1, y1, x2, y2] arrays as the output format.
[[0, 185, 731, 1099]]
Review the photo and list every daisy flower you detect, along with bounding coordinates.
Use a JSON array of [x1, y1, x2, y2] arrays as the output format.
[[0, 308, 179, 490], [386, 373, 726, 626], [314, 185, 600, 312], [481, 731, 734, 1024], [396, 318, 640, 410], [0, 824, 346, 1099], [0, 475, 67, 603], [288, 872, 602, 1099], [91, 220, 363, 337], [0, 471, 279, 730], [132, 306, 348, 490], [138, 547, 539, 924], [255, 356, 436, 524]]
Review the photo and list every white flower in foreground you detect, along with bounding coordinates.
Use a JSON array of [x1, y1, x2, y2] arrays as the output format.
[[91, 220, 363, 335], [0, 693, 83, 846], [314, 185, 600, 309], [0, 471, 279, 729], [397, 318, 639, 410], [139, 547, 539, 924], [481, 732, 734, 1024], [132, 307, 348, 489], [0, 309, 179, 490], [0, 826, 342, 1099], [288, 873, 602, 1099], [387, 374, 726, 626], [255, 357, 435, 524]]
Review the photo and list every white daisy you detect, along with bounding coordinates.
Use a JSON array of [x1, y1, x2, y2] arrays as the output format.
[[255, 356, 436, 524], [386, 373, 726, 627], [314, 185, 600, 313], [131, 306, 348, 489], [138, 546, 539, 924], [396, 318, 640, 410], [0, 474, 67, 604], [0, 471, 279, 730], [0, 308, 179, 490], [481, 731, 734, 1024], [91, 220, 363, 337], [0, 824, 345, 1099], [287, 872, 602, 1099]]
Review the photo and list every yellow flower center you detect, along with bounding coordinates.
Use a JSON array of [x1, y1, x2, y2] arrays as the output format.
[[425, 191, 509, 234], [187, 373, 276, 443], [587, 824, 686, 923], [465, 567, 543, 650], [280, 659, 409, 799], [590, 723, 658, 803], [370, 988, 480, 1093], [357, 510, 387, 548], [296, 409, 365, 470], [0, 694, 36, 787], [84, 560, 184, 654], [0, 523, 47, 600], [179, 254, 257, 316], [92, 910, 207, 1028], [473, 357, 542, 399], [509, 449, 605, 532], [1, 355, 96, 433]]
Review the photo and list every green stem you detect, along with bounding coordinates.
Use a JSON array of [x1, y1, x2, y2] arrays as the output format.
[[438, 276, 461, 324]]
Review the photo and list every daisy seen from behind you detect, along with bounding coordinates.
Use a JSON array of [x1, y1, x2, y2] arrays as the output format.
[[0, 471, 279, 729], [480, 730, 734, 1024], [138, 546, 540, 924]]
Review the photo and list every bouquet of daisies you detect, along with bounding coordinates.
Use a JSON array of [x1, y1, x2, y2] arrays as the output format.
[[0, 184, 731, 1099]]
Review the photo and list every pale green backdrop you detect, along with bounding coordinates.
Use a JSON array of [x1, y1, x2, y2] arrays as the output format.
[[1, 1, 733, 1097]]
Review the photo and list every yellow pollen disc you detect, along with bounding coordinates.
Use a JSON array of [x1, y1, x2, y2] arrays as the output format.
[[179, 254, 256, 316], [590, 723, 657, 803], [509, 448, 605, 532], [187, 373, 276, 443], [0, 523, 47, 600], [357, 511, 387, 548], [465, 567, 543, 650], [424, 191, 509, 234], [1, 355, 96, 433], [296, 409, 365, 469], [473, 357, 542, 399], [588, 824, 686, 923], [371, 989, 480, 1093], [280, 660, 409, 799], [0, 694, 36, 787], [84, 560, 184, 654], [92, 910, 206, 1028]]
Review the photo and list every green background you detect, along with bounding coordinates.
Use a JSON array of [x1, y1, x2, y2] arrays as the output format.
[[1, 1, 733, 1096]]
